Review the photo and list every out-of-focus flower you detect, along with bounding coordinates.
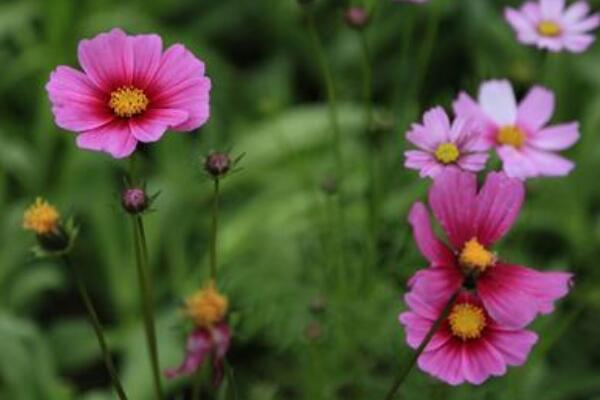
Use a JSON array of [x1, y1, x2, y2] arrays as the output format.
[[46, 28, 211, 159], [345, 6, 369, 30], [23, 197, 78, 256], [165, 282, 231, 386], [407, 168, 572, 329], [505, 0, 599, 53], [404, 107, 489, 178], [453, 80, 579, 179], [399, 290, 538, 385]]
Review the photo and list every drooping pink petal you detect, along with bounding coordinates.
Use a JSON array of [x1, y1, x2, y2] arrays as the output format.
[[487, 323, 538, 366], [461, 339, 506, 385], [130, 33, 163, 89], [129, 108, 189, 142], [429, 168, 477, 249], [164, 329, 212, 378], [407, 202, 455, 266], [522, 147, 575, 176], [76, 120, 137, 159], [478, 80, 517, 126], [418, 341, 465, 385], [517, 86, 555, 132], [474, 172, 525, 246], [78, 28, 133, 90]]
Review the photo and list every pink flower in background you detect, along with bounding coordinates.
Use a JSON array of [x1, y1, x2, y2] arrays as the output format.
[[408, 168, 572, 329], [453, 80, 579, 179], [399, 290, 538, 385], [505, 0, 600, 53], [165, 323, 231, 386], [404, 107, 489, 178], [46, 28, 211, 159]]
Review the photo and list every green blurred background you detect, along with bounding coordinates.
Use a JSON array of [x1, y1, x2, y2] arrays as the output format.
[[1, 0, 600, 398]]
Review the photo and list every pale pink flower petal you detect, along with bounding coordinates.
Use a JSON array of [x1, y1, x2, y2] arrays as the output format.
[[529, 122, 580, 150], [408, 202, 455, 266], [517, 86, 554, 132]]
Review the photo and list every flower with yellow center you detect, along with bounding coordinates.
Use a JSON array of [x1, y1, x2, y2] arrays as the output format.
[[497, 125, 526, 148], [109, 86, 149, 118], [184, 281, 228, 328], [459, 238, 496, 273], [537, 20, 562, 37], [434, 142, 460, 164], [23, 197, 60, 235], [448, 303, 486, 340]]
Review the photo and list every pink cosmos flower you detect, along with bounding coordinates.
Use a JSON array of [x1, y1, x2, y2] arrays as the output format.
[[505, 0, 600, 53], [46, 28, 211, 159], [165, 322, 231, 386], [399, 290, 538, 385], [407, 168, 572, 329], [404, 107, 489, 178], [453, 80, 579, 179]]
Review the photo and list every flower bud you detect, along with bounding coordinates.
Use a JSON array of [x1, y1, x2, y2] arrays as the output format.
[[204, 152, 231, 178], [121, 187, 148, 214], [344, 6, 369, 30]]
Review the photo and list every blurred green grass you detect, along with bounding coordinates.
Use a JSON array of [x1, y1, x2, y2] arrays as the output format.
[[1, 0, 600, 399]]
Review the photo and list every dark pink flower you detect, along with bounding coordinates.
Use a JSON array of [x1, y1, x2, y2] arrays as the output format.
[[453, 80, 579, 179], [165, 322, 231, 386], [404, 107, 489, 178], [505, 0, 600, 53], [399, 290, 538, 385], [46, 28, 211, 158], [407, 168, 572, 329]]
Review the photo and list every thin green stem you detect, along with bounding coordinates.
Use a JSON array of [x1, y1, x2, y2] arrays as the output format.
[[210, 178, 220, 280], [63, 256, 128, 400], [383, 290, 460, 400]]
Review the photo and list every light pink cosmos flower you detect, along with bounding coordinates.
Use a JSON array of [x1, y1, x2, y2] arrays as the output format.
[[453, 80, 579, 179], [505, 0, 600, 53], [46, 28, 211, 159], [404, 107, 489, 178], [407, 168, 572, 329], [399, 290, 538, 385], [165, 322, 231, 386]]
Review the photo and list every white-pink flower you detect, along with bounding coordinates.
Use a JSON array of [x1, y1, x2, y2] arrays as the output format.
[[404, 107, 489, 178], [453, 80, 579, 180], [505, 0, 600, 53]]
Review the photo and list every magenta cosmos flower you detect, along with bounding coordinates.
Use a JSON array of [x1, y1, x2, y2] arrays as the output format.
[[505, 0, 600, 53], [46, 28, 211, 158], [404, 107, 489, 178], [399, 290, 538, 385], [453, 80, 579, 179], [407, 168, 572, 329]]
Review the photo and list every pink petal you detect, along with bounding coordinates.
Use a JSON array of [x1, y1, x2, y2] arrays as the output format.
[[148, 44, 211, 132], [474, 172, 524, 246], [165, 329, 212, 379], [521, 147, 575, 176], [461, 339, 506, 385], [407, 202, 455, 266], [76, 120, 138, 159], [131, 33, 163, 89], [46, 66, 114, 132], [478, 80, 517, 126], [429, 168, 478, 249], [129, 108, 189, 142], [418, 341, 465, 385], [517, 86, 555, 132], [529, 122, 579, 150], [407, 267, 463, 305], [78, 28, 133, 90], [496, 145, 538, 179], [487, 325, 538, 366], [457, 153, 489, 172]]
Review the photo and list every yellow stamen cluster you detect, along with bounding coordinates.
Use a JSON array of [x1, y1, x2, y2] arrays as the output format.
[[459, 238, 496, 273], [537, 20, 562, 37], [434, 142, 460, 164], [109, 86, 149, 118], [23, 197, 60, 234], [497, 125, 526, 149], [184, 281, 228, 328], [448, 303, 486, 340]]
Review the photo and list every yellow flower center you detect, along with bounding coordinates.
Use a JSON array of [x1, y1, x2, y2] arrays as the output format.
[[185, 281, 228, 328], [459, 238, 496, 273], [23, 197, 60, 234], [537, 20, 562, 37], [497, 125, 526, 148], [434, 142, 460, 164], [109, 86, 149, 118], [448, 303, 486, 340]]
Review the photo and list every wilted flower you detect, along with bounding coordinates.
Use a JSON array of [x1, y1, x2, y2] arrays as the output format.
[[46, 28, 211, 159], [23, 197, 77, 255], [399, 290, 538, 385], [407, 168, 572, 329], [505, 0, 600, 53], [453, 80, 579, 179], [404, 107, 489, 178], [165, 281, 231, 386]]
